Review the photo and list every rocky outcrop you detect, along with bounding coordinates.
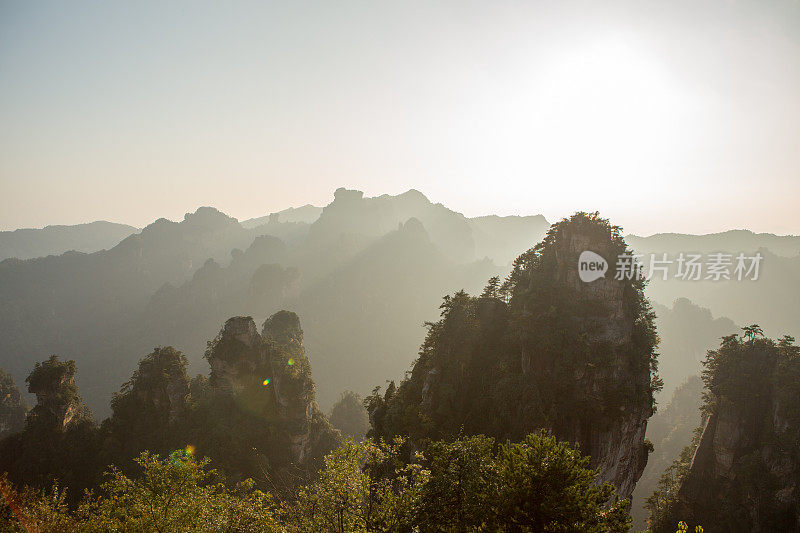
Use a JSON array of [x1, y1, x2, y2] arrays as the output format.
[[262, 311, 318, 462], [113, 346, 190, 424], [0, 356, 99, 505], [206, 312, 339, 468], [655, 335, 800, 532], [25, 355, 90, 431], [543, 218, 654, 498], [368, 213, 658, 502], [207, 316, 264, 395]]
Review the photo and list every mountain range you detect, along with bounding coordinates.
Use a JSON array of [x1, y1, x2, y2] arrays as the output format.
[[1, 189, 796, 419]]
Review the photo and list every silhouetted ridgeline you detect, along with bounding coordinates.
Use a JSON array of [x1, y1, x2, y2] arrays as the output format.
[[628, 231, 800, 340], [0, 221, 138, 261]]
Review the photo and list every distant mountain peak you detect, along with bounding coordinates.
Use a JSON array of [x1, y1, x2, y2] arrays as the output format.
[[397, 188, 430, 202], [182, 206, 238, 228], [333, 188, 364, 202]]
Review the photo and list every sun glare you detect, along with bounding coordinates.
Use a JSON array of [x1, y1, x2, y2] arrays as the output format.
[[528, 38, 693, 190]]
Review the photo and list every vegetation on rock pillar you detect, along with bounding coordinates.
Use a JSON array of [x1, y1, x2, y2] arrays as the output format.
[[0, 356, 100, 504], [367, 212, 661, 500], [647, 328, 800, 532]]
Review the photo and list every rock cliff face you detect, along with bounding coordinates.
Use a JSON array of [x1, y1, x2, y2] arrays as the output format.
[[26, 355, 91, 431], [660, 335, 800, 532], [543, 220, 654, 498], [206, 312, 339, 470], [368, 213, 659, 501], [110, 346, 190, 428], [0, 355, 99, 503], [207, 316, 264, 395]]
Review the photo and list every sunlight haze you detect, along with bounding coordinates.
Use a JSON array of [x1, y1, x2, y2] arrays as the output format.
[[1, 0, 798, 235]]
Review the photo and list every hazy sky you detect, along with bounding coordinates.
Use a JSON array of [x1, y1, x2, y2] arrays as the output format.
[[1, 0, 798, 235]]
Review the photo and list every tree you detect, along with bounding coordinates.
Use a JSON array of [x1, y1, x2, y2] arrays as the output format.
[[491, 431, 631, 532], [644, 430, 702, 531], [2, 432, 636, 532], [101, 346, 191, 470], [480, 276, 501, 299], [289, 437, 427, 532], [81, 451, 282, 532], [416, 435, 496, 531], [1, 451, 284, 532], [741, 324, 763, 342]]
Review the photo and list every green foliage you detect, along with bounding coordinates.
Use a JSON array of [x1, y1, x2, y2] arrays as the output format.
[[774, 335, 800, 430], [492, 432, 631, 532], [416, 435, 496, 530], [25, 355, 91, 429], [263, 310, 304, 347], [2, 431, 634, 532], [0, 475, 77, 532], [700, 331, 777, 418], [1, 452, 283, 532], [291, 431, 631, 532], [675, 521, 703, 533], [191, 314, 338, 492], [81, 451, 282, 532], [26, 356, 78, 397], [329, 391, 370, 440], [0, 310, 341, 511], [288, 437, 426, 532]]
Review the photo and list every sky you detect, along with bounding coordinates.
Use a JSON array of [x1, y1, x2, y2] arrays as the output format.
[[1, 0, 799, 235]]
